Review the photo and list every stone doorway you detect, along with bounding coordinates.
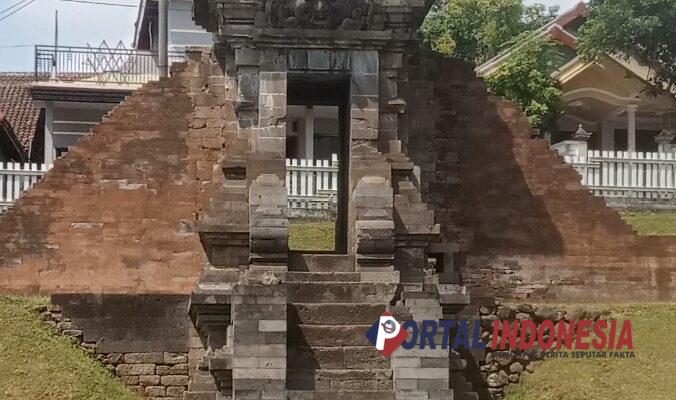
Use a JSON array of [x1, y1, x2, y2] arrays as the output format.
[[287, 73, 350, 253]]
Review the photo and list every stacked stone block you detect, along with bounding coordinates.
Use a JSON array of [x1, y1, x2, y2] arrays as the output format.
[[232, 284, 288, 400], [390, 286, 457, 400], [353, 175, 395, 269], [40, 296, 192, 400], [285, 266, 398, 399], [249, 174, 288, 264]]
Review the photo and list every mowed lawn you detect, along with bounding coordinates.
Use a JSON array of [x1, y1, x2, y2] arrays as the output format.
[[620, 211, 676, 235], [505, 303, 676, 400], [289, 219, 335, 251], [0, 297, 139, 400]]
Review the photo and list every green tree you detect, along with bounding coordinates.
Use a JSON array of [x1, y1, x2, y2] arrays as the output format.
[[420, 0, 558, 64], [579, 0, 676, 95], [485, 36, 564, 130]]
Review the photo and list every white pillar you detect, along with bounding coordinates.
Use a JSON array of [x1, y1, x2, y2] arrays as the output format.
[[158, 0, 169, 77], [44, 102, 55, 165], [303, 106, 314, 160], [627, 104, 638, 152], [601, 120, 614, 151]]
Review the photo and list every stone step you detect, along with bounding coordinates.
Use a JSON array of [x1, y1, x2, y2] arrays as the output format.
[[288, 253, 355, 272], [289, 303, 385, 325], [198, 267, 240, 283], [457, 391, 479, 400], [287, 369, 393, 391], [183, 391, 217, 400], [287, 346, 390, 370], [288, 390, 395, 400], [286, 272, 361, 282], [287, 282, 397, 304], [288, 324, 372, 347]]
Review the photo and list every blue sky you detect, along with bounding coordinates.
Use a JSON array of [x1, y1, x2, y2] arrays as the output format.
[[0, 0, 581, 72]]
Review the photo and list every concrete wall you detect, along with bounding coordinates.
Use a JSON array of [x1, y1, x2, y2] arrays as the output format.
[[143, 0, 212, 53], [168, 0, 213, 52]]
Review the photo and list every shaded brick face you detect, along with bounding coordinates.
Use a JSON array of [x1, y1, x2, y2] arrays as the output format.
[[405, 55, 676, 301], [0, 59, 223, 294]]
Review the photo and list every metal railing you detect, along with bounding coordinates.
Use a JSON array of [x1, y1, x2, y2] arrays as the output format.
[[34, 45, 185, 85]]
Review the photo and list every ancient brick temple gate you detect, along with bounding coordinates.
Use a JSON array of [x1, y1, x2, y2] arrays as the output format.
[[186, 0, 473, 398], [1, 0, 676, 399]]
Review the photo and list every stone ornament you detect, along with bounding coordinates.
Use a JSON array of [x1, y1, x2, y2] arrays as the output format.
[[265, 0, 374, 30]]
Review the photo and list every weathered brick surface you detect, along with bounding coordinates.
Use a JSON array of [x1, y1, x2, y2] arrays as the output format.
[[406, 55, 676, 301], [0, 53, 224, 294]]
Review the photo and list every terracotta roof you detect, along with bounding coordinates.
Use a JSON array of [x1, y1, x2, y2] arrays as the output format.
[[476, 1, 587, 77], [0, 73, 40, 154]]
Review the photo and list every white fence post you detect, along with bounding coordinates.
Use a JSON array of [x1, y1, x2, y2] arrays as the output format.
[[557, 149, 676, 199], [0, 162, 49, 211], [285, 155, 339, 213]]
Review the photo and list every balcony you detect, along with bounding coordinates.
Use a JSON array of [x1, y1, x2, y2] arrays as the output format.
[[34, 44, 185, 87]]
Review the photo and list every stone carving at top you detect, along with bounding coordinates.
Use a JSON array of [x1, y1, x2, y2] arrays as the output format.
[[193, 0, 432, 41], [265, 0, 376, 30]]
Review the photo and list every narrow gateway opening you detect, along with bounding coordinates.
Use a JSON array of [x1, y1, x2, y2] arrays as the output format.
[[286, 74, 349, 253]]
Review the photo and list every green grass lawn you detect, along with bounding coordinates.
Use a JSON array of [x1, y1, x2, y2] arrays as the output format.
[[0, 297, 139, 400], [288, 219, 335, 251], [620, 211, 676, 235], [505, 303, 676, 400]]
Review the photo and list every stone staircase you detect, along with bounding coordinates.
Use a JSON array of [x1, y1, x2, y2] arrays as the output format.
[[286, 254, 397, 399]]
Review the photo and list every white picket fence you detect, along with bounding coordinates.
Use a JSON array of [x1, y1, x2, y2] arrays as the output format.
[[0, 162, 49, 211], [564, 150, 676, 198], [286, 155, 339, 211]]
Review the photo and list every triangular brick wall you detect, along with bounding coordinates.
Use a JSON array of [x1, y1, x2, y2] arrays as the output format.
[[406, 55, 676, 301], [0, 53, 223, 294]]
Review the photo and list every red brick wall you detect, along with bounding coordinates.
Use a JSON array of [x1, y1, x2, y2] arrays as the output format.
[[406, 54, 676, 301], [0, 56, 222, 294]]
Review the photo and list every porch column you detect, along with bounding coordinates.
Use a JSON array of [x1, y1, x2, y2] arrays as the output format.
[[665, 111, 676, 131], [44, 102, 55, 165], [656, 111, 676, 153], [601, 120, 614, 151], [303, 106, 314, 159], [627, 104, 638, 152]]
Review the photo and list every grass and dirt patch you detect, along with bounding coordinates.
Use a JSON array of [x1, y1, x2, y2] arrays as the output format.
[[620, 211, 676, 235], [288, 219, 335, 251], [505, 303, 676, 400], [0, 296, 139, 400]]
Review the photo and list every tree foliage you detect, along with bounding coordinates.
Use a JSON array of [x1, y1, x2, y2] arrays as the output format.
[[420, 0, 562, 131], [420, 0, 558, 64], [579, 0, 676, 95], [485, 36, 564, 130]]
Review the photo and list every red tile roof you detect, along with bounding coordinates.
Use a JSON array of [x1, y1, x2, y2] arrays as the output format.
[[0, 73, 40, 154]]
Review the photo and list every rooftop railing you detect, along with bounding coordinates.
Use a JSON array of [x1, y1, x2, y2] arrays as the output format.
[[34, 45, 185, 86]]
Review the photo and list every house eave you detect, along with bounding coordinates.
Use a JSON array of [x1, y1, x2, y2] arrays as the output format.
[[30, 83, 133, 103]]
